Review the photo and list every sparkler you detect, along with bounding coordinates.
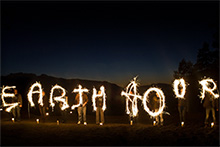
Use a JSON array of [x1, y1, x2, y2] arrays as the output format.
[[121, 77, 142, 117], [142, 87, 166, 117], [92, 86, 106, 111], [71, 85, 89, 110], [199, 78, 219, 101], [173, 78, 186, 99], [1, 86, 19, 112], [27, 82, 43, 107], [49, 84, 69, 111]]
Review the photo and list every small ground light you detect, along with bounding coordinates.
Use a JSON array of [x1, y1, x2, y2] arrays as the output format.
[[153, 121, 156, 126], [70, 111, 72, 114], [211, 122, 214, 128], [181, 122, 184, 127], [36, 119, 39, 124], [46, 113, 49, 116], [12, 118, 15, 123], [57, 120, 59, 125], [130, 120, 133, 125]]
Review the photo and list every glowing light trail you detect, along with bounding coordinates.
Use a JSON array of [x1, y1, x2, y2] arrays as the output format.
[[27, 82, 43, 107], [1, 86, 19, 112], [142, 87, 166, 117], [71, 85, 89, 110], [92, 86, 107, 111], [121, 77, 142, 117], [49, 84, 69, 111], [173, 78, 186, 99], [199, 78, 219, 101]]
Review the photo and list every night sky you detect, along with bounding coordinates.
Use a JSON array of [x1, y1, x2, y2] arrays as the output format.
[[1, 1, 219, 87]]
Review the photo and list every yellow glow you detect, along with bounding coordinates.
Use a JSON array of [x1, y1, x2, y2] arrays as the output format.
[[71, 85, 89, 110], [121, 77, 142, 117], [173, 78, 186, 99], [1, 86, 19, 112], [92, 86, 107, 111], [211, 122, 214, 128], [27, 82, 43, 107], [50, 84, 69, 111], [36, 119, 39, 124], [199, 78, 219, 101], [181, 122, 184, 127], [142, 87, 166, 117]]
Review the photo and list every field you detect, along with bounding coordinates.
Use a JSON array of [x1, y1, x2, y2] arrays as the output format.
[[1, 112, 219, 146]]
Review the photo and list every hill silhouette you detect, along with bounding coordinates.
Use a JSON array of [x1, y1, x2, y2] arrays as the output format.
[[1, 73, 124, 116], [1, 73, 182, 119]]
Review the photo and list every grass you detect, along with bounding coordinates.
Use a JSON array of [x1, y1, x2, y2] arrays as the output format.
[[1, 113, 219, 146]]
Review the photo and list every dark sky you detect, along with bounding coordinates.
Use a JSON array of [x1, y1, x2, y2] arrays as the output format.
[[1, 1, 219, 87]]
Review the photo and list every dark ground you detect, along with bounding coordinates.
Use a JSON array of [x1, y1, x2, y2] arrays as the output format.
[[1, 111, 219, 146]]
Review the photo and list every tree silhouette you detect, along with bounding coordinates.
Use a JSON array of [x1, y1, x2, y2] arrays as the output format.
[[173, 58, 193, 79], [194, 42, 212, 73]]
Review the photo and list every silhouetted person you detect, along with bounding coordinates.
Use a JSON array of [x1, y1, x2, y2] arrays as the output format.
[[203, 91, 218, 127], [128, 91, 135, 125], [152, 92, 163, 126], [11, 89, 22, 121], [39, 91, 49, 122], [59, 95, 68, 123], [178, 89, 187, 125], [95, 90, 105, 125], [75, 93, 88, 125]]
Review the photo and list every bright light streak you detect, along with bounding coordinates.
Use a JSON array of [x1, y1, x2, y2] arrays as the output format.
[[1, 86, 19, 112], [92, 86, 107, 111], [173, 78, 186, 99], [121, 77, 142, 117], [49, 84, 69, 111], [199, 78, 219, 101], [142, 87, 166, 117], [27, 82, 43, 107], [71, 85, 89, 110]]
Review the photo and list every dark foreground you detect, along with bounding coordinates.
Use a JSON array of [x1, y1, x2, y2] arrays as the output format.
[[1, 115, 219, 146]]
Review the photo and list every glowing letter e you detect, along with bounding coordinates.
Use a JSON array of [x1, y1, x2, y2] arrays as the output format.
[[1, 86, 19, 112]]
